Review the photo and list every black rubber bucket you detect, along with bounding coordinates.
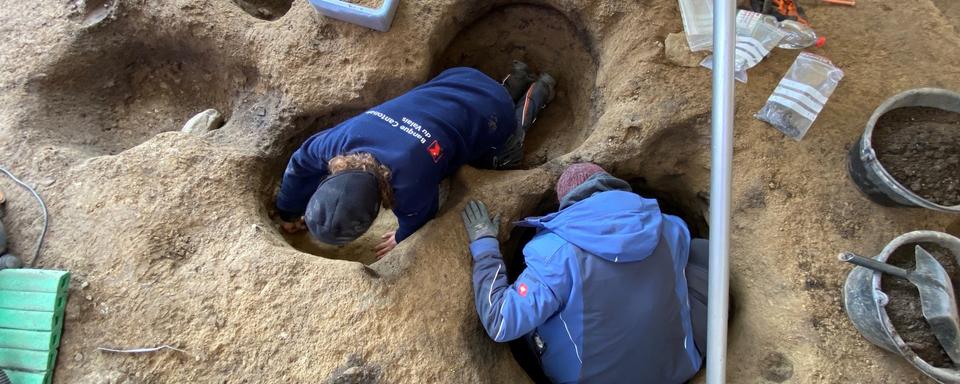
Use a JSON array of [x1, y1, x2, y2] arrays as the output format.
[[847, 88, 960, 213], [842, 231, 960, 383]]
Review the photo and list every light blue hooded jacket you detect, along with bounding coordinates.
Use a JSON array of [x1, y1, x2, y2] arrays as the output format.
[[469, 173, 701, 383]]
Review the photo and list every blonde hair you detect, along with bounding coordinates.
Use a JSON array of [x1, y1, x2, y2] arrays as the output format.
[[328, 152, 394, 208]]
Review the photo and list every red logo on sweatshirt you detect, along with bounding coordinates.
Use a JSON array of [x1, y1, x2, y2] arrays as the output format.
[[427, 140, 443, 163], [518, 283, 529, 297]]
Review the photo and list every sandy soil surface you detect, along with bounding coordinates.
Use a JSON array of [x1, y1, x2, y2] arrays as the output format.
[[0, 0, 958, 383]]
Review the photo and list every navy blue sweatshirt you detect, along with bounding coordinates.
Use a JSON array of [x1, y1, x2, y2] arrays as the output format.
[[276, 67, 516, 242]]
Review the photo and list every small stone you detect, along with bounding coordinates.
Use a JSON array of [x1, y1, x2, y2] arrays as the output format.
[[664, 32, 708, 68], [85, 295, 92, 301], [621, 114, 642, 129], [74, 353, 83, 362], [181, 109, 223, 134], [81, 281, 90, 289]]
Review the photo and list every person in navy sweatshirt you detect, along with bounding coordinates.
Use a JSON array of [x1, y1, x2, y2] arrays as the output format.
[[461, 163, 709, 383], [276, 65, 555, 257]]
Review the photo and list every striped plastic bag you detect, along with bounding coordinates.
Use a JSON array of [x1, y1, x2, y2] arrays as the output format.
[[701, 10, 786, 83], [678, 0, 713, 52], [756, 52, 845, 140]]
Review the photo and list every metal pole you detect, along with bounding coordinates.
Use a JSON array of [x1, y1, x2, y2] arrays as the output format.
[[706, 0, 735, 382]]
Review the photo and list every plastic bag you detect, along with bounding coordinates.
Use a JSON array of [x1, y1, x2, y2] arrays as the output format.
[[678, 0, 713, 52], [777, 20, 821, 49], [755, 52, 844, 140], [701, 10, 786, 83]]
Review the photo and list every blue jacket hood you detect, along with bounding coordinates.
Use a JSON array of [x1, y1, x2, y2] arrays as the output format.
[[521, 190, 664, 262]]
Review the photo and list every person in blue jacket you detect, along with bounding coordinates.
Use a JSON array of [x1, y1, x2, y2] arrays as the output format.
[[276, 64, 554, 257], [461, 163, 709, 383]]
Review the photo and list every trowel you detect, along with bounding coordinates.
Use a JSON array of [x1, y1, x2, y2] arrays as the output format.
[[840, 246, 960, 364]]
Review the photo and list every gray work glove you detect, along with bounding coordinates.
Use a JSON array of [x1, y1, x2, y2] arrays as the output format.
[[0, 254, 21, 270], [461, 200, 500, 242]]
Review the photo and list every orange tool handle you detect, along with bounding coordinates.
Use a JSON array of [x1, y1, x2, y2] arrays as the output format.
[[822, 0, 855, 5]]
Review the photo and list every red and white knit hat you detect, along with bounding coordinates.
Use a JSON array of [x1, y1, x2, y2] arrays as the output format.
[[556, 163, 606, 202]]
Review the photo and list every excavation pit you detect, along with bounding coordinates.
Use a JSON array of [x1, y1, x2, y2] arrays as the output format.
[[435, 4, 599, 168], [232, 0, 293, 21], [265, 110, 404, 266], [279, 209, 399, 266], [23, 34, 255, 157]]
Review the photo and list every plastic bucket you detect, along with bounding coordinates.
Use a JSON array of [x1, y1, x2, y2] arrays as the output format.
[[846, 88, 960, 213], [842, 231, 960, 383]]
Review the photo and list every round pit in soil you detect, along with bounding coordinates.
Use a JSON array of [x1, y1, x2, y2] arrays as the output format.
[[881, 242, 960, 368], [435, 4, 599, 168], [23, 34, 254, 157], [280, 209, 398, 266], [266, 110, 400, 266], [231, 0, 293, 21], [873, 106, 960, 206]]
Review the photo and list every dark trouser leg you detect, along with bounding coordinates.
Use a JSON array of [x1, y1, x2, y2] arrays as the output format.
[[469, 62, 535, 170], [503, 61, 536, 103], [508, 333, 552, 384], [686, 238, 709, 356], [491, 75, 555, 170]]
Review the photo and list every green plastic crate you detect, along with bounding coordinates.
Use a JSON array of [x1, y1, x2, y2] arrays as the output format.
[[0, 269, 70, 384]]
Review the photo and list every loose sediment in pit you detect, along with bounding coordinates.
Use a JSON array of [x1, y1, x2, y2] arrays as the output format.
[[1, 0, 958, 383]]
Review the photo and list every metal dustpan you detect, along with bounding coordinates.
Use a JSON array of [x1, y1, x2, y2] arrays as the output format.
[[841, 245, 960, 363]]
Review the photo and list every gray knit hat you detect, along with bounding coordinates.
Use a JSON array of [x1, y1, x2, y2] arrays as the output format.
[[305, 171, 381, 245]]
